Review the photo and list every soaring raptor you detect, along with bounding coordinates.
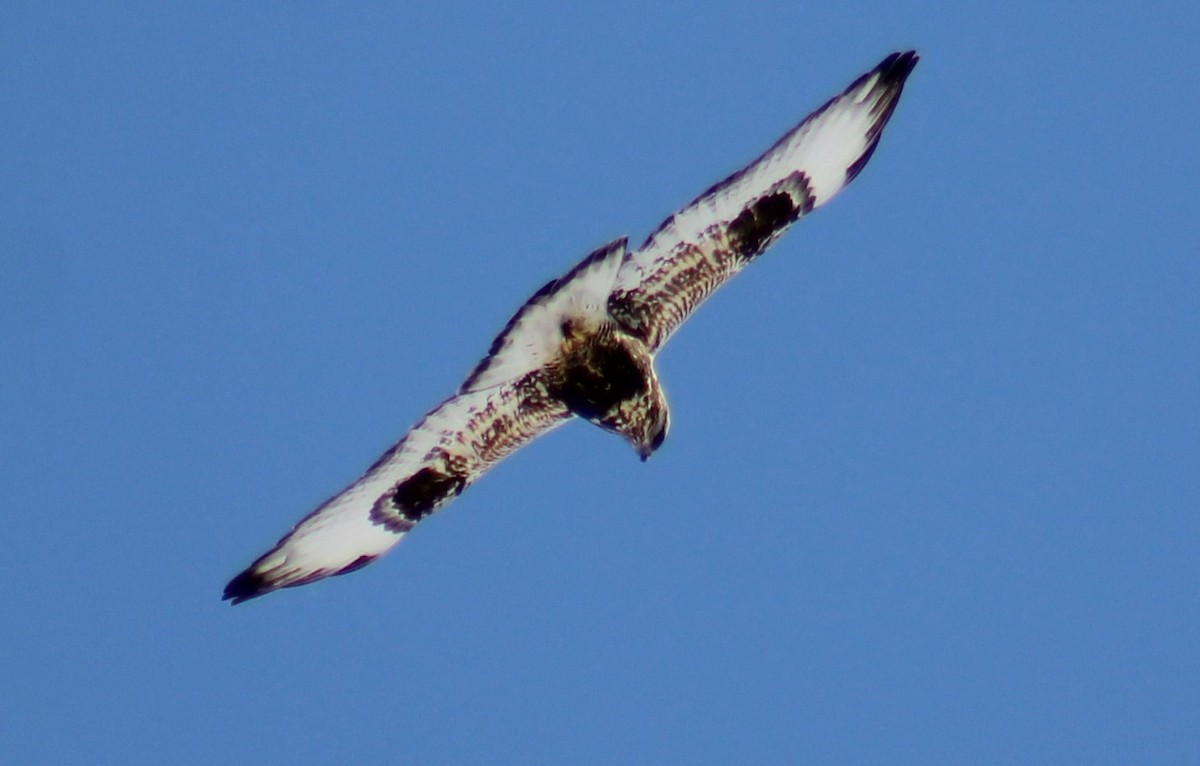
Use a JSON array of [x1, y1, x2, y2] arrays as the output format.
[[225, 51, 919, 603]]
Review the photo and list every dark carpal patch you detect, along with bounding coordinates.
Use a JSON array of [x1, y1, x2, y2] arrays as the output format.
[[387, 467, 466, 525], [554, 342, 647, 421], [728, 182, 810, 258]]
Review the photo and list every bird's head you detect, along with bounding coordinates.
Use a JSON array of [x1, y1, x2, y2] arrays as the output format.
[[599, 364, 670, 462], [632, 397, 669, 462]]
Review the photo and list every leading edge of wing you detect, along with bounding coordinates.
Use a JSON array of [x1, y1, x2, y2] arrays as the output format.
[[460, 237, 627, 393]]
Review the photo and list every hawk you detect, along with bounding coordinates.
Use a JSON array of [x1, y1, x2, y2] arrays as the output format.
[[224, 50, 919, 603]]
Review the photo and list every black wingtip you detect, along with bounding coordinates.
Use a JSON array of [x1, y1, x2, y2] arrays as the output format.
[[223, 568, 270, 605], [844, 50, 920, 184], [876, 50, 920, 85]]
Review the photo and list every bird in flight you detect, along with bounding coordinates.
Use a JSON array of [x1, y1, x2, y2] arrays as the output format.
[[224, 50, 919, 604]]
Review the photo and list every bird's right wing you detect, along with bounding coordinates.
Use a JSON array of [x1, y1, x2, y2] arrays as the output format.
[[609, 51, 918, 351], [224, 239, 632, 604]]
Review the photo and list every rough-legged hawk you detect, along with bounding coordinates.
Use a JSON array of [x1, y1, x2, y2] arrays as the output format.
[[225, 51, 919, 603]]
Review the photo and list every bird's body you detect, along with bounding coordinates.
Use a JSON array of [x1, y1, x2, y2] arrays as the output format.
[[225, 50, 919, 604]]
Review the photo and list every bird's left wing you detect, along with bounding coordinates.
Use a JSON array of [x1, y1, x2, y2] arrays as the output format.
[[223, 380, 571, 604], [609, 51, 918, 351]]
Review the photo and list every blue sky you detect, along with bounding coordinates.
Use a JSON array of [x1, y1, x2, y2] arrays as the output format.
[[2, 2, 1197, 763]]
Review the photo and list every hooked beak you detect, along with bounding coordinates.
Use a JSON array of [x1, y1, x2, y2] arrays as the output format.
[[637, 422, 668, 462]]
